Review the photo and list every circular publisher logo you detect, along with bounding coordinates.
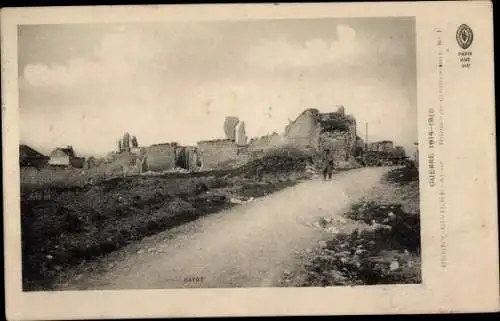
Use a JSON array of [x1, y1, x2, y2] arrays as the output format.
[[456, 24, 473, 50]]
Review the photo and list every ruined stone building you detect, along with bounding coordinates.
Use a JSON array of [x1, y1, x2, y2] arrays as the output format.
[[195, 107, 359, 170], [224, 116, 240, 141], [235, 121, 248, 146], [247, 132, 284, 153], [175, 146, 200, 171], [144, 143, 179, 172], [48, 146, 85, 168], [194, 116, 252, 170], [284, 106, 357, 163], [367, 140, 394, 153], [197, 139, 246, 170], [20, 144, 49, 168]]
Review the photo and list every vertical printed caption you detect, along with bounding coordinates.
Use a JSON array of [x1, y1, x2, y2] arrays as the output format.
[[431, 28, 447, 269]]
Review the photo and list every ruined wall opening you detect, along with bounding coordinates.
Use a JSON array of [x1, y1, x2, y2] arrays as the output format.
[[175, 147, 189, 170], [320, 118, 349, 133]]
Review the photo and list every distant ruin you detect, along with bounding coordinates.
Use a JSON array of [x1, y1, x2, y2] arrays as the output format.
[[195, 106, 360, 170], [29, 106, 362, 175], [284, 106, 358, 164], [48, 145, 85, 168], [43, 107, 368, 176], [224, 117, 240, 141]]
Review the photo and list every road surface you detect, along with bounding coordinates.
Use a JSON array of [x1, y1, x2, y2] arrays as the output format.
[[53, 167, 393, 290]]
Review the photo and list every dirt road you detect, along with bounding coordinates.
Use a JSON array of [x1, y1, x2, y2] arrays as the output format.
[[53, 167, 393, 290]]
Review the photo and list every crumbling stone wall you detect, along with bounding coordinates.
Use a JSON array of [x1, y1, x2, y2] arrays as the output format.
[[283, 107, 358, 166], [248, 132, 285, 153], [284, 109, 321, 150], [175, 146, 200, 171], [197, 139, 240, 170], [368, 141, 394, 153], [235, 121, 248, 146], [145, 143, 178, 172], [319, 131, 350, 162], [224, 117, 240, 141], [346, 118, 357, 156]]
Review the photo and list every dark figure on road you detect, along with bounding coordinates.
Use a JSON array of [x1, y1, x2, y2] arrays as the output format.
[[323, 158, 335, 180]]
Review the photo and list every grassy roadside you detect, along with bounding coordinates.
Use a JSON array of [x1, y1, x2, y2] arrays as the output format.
[[281, 166, 421, 287], [21, 149, 317, 291]]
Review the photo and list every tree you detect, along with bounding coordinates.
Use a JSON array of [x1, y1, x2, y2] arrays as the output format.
[[122, 132, 131, 152], [131, 136, 138, 148], [118, 139, 123, 152]]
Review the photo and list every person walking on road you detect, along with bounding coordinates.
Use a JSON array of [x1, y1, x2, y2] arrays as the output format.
[[322, 150, 335, 181]]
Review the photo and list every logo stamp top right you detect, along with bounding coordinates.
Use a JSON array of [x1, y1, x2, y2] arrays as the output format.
[[456, 24, 473, 69]]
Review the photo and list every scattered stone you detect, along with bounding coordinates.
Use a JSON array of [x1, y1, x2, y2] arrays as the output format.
[[147, 248, 155, 253], [137, 249, 144, 254], [354, 248, 364, 255], [46, 254, 53, 260], [390, 261, 400, 271], [326, 227, 339, 233], [194, 182, 209, 195], [318, 241, 328, 248], [328, 269, 347, 281]]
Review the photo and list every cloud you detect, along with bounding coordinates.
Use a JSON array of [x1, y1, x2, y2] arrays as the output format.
[[22, 30, 160, 87], [245, 24, 358, 69], [245, 23, 408, 70]]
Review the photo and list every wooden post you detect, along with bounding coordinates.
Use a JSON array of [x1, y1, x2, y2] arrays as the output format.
[[365, 122, 368, 150]]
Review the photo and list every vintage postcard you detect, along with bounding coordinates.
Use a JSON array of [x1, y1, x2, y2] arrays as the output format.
[[1, 1, 498, 319]]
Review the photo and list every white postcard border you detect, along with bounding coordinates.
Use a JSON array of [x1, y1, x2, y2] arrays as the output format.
[[2, 2, 498, 319]]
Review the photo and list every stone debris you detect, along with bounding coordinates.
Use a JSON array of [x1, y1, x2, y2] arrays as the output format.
[[325, 227, 339, 234], [230, 196, 255, 205], [390, 261, 400, 271], [285, 167, 421, 287], [318, 241, 328, 248]]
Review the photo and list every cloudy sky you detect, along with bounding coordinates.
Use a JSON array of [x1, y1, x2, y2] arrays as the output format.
[[18, 17, 417, 157]]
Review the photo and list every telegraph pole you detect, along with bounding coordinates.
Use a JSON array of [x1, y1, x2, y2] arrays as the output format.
[[365, 122, 368, 151]]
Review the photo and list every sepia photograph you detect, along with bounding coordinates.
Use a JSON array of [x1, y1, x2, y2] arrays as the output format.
[[18, 17, 420, 291], [2, 2, 497, 319]]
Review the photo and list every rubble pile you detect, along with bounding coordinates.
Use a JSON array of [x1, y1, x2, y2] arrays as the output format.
[[283, 166, 421, 287], [292, 203, 421, 287], [297, 228, 421, 287], [344, 202, 420, 252], [385, 166, 419, 185], [233, 147, 315, 180]]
